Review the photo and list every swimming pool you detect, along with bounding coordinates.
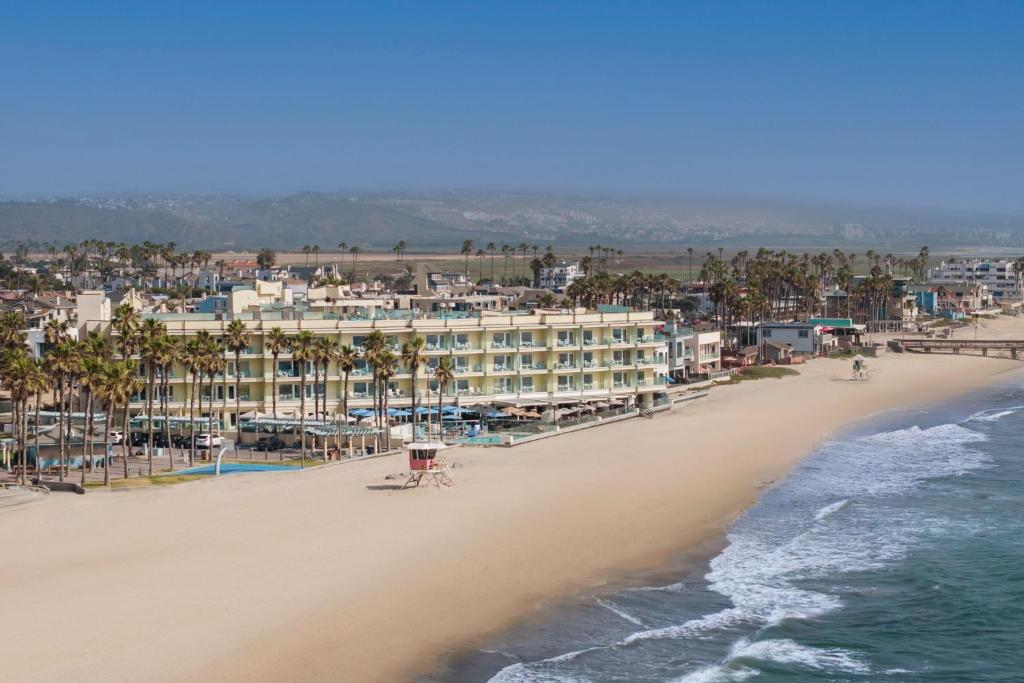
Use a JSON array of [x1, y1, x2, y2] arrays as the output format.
[[173, 463, 296, 476]]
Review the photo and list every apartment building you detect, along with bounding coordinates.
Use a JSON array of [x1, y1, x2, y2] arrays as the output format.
[[927, 258, 1023, 301], [85, 305, 670, 432]]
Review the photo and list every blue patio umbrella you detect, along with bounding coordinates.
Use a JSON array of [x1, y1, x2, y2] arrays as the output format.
[[441, 405, 470, 415], [414, 406, 439, 415], [349, 408, 374, 417], [387, 408, 412, 417]]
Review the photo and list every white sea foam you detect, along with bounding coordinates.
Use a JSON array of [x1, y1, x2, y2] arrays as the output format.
[[595, 598, 646, 627], [814, 498, 850, 521], [621, 581, 685, 593], [491, 419, 990, 682], [965, 405, 1023, 423]]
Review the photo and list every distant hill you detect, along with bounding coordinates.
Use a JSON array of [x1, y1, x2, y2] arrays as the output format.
[[2, 192, 1023, 250]]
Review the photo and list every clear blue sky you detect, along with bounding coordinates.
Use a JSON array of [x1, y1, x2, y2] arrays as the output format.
[[1, 1, 1022, 212]]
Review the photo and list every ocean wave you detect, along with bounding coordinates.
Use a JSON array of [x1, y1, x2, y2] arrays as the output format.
[[595, 598, 646, 627], [814, 498, 850, 521], [964, 405, 1024, 423], [620, 581, 685, 593], [670, 638, 868, 682]]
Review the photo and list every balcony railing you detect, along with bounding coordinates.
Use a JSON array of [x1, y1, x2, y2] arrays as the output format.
[[582, 337, 597, 346]]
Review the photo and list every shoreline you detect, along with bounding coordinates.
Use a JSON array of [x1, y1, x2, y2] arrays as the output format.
[[425, 375, 1023, 680], [2, 337, 1023, 682]]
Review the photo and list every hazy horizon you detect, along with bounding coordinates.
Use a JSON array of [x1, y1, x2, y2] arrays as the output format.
[[2, 2, 1023, 214]]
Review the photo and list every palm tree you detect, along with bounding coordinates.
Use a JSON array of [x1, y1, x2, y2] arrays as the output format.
[[487, 242, 497, 281], [476, 248, 486, 281], [45, 339, 79, 481], [224, 319, 250, 451], [461, 239, 474, 277], [2, 348, 33, 484], [27, 359, 50, 481], [433, 356, 455, 424], [157, 336, 180, 469], [362, 330, 388, 434], [401, 337, 426, 434], [337, 344, 358, 434], [289, 331, 316, 466], [183, 336, 206, 467], [376, 349, 399, 450], [302, 245, 311, 266], [313, 336, 336, 422], [349, 246, 361, 278], [312, 244, 321, 267], [138, 318, 167, 474], [266, 326, 289, 423], [77, 354, 107, 485], [111, 303, 141, 359], [95, 360, 134, 485], [202, 340, 226, 460]]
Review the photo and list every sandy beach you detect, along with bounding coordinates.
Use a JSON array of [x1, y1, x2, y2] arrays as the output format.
[[3, 320, 1023, 683]]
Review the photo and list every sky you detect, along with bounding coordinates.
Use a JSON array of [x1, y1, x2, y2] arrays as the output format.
[[1, 1, 1022, 213]]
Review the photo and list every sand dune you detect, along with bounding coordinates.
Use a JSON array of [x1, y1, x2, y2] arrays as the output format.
[[2, 326, 1022, 682]]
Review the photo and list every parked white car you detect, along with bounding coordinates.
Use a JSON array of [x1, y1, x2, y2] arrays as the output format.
[[195, 433, 223, 448]]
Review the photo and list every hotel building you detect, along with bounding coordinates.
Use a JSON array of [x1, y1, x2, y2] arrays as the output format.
[[79, 294, 673, 432]]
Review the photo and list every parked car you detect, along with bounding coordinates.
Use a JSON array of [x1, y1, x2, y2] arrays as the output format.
[[108, 431, 124, 445], [131, 431, 168, 448], [255, 435, 286, 451], [195, 433, 223, 449], [170, 433, 192, 448]]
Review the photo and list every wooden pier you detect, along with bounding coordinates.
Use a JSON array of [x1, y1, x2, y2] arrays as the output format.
[[893, 338, 1024, 359]]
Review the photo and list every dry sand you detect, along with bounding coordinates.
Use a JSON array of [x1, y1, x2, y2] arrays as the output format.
[[3, 322, 1023, 682]]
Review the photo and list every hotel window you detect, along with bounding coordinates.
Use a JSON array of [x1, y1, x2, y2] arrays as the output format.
[[611, 328, 624, 343], [493, 355, 512, 371], [352, 335, 366, 350], [456, 379, 470, 394], [558, 353, 576, 369], [521, 376, 534, 392], [520, 353, 534, 369], [426, 334, 445, 350], [557, 375, 575, 391], [556, 330, 575, 347], [452, 334, 470, 349], [583, 373, 594, 389], [454, 357, 469, 372], [492, 332, 511, 348], [582, 330, 595, 345], [519, 331, 534, 347], [304, 383, 325, 398], [583, 351, 594, 367], [279, 384, 300, 400], [494, 377, 513, 393]]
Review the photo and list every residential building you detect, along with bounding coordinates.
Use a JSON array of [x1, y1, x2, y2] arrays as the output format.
[[684, 330, 723, 376], [538, 260, 583, 290], [661, 321, 695, 380], [927, 258, 1023, 302], [757, 322, 837, 356]]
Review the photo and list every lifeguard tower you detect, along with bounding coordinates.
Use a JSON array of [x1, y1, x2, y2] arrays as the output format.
[[403, 441, 453, 488]]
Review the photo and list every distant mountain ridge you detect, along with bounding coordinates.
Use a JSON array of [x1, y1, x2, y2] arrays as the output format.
[[1, 192, 1023, 250]]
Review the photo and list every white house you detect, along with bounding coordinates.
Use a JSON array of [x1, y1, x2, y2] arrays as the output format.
[[538, 260, 583, 290], [757, 322, 837, 355]]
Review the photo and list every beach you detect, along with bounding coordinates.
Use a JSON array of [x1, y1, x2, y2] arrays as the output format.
[[3, 322, 1023, 682]]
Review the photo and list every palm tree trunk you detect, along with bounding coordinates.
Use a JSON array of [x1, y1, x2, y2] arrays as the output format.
[[234, 350, 241, 455], [162, 371, 173, 471], [102, 402, 112, 486], [299, 373, 307, 467], [33, 389, 41, 480], [146, 364, 155, 475], [81, 392, 91, 486], [57, 379, 65, 482], [188, 374, 197, 467], [122, 401, 131, 479]]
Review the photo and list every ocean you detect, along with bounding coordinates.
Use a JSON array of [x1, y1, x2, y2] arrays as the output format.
[[426, 378, 1024, 682]]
